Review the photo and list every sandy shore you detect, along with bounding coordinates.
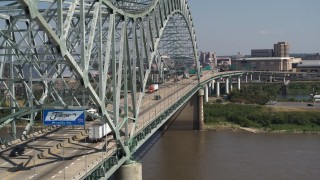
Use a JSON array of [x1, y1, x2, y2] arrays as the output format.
[[204, 122, 320, 134]]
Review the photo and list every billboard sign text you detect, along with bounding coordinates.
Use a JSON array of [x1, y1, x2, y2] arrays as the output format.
[[43, 109, 85, 125]]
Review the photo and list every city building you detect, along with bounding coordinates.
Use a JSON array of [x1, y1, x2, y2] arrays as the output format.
[[297, 60, 320, 73], [216, 56, 231, 66], [199, 51, 216, 67], [232, 57, 301, 71], [274, 42, 289, 57], [305, 53, 320, 60], [232, 41, 295, 71], [251, 49, 273, 57]]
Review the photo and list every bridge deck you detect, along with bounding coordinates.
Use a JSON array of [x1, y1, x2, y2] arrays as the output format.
[[0, 71, 242, 179]]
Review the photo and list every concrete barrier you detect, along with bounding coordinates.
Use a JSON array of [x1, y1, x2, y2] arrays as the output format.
[[24, 129, 88, 168], [3, 127, 86, 170]]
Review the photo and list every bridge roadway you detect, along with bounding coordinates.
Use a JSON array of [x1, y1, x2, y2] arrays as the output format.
[[0, 71, 244, 179]]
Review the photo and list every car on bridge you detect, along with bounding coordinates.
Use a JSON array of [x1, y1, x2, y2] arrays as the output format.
[[9, 146, 25, 157], [86, 108, 99, 121]]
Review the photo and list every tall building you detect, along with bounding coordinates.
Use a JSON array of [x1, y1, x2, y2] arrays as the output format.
[[274, 42, 289, 57], [199, 51, 216, 67]]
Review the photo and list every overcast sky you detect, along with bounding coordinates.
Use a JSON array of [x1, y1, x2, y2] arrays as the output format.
[[187, 0, 320, 56]]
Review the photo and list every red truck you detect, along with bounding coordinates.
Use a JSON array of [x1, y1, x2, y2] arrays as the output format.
[[148, 84, 159, 93]]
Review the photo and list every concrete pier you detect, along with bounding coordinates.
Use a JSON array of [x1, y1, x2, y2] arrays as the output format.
[[211, 80, 215, 95], [204, 84, 208, 103], [115, 161, 142, 180], [216, 80, 220, 97], [198, 89, 204, 131], [225, 78, 229, 94]]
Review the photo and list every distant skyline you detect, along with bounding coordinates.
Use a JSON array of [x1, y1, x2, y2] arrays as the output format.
[[188, 0, 320, 56]]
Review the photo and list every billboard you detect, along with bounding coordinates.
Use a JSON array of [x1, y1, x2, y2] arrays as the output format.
[[43, 109, 85, 126]]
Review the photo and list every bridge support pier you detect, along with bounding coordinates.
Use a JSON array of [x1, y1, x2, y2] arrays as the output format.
[[216, 80, 220, 97], [204, 84, 208, 103], [115, 161, 142, 180], [211, 80, 215, 95], [198, 89, 204, 131], [237, 76, 241, 90], [225, 78, 229, 94]]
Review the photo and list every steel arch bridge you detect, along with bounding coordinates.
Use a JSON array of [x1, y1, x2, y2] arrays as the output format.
[[0, 0, 199, 178]]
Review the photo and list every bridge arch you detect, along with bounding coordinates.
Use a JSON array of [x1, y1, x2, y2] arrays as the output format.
[[0, 0, 199, 160]]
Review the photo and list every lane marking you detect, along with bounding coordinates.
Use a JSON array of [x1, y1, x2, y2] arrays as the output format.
[[1, 162, 8, 166], [45, 141, 52, 145], [28, 174, 37, 179], [58, 171, 62, 174], [25, 150, 33, 155], [63, 134, 68, 136], [51, 175, 56, 179], [73, 149, 77, 152]]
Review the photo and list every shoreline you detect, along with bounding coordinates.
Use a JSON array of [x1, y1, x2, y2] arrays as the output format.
[[204, 122, 320, 134]]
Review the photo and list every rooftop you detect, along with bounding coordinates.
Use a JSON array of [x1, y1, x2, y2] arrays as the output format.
[[234, 57, 295, 61], [297, 60, 320, 67]]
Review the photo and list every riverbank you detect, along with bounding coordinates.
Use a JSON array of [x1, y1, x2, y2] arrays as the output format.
[[204, 122, 320, 134], [204, 103, 320, 133]]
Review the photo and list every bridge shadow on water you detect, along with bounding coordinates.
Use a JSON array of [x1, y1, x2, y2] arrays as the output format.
[[134, 91, 200, 160], [110, 93, 199, 179]]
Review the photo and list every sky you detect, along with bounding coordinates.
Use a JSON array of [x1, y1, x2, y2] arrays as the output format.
[[187, 0, 320, 56]]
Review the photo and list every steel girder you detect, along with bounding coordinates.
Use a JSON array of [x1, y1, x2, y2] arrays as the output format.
[[0, 0, 199, 177]]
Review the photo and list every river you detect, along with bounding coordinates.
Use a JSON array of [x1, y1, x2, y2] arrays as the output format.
[[2, 125, 320, 180], [141, 130, 320, 180]]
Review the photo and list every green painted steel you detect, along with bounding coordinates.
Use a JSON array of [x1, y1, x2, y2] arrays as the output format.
[[0, 0, 200, 179], [0, 1, 315, 179]]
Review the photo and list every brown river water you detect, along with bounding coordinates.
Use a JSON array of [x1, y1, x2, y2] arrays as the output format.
[[2, 127, 320, 180], [141, 130, 320, 180]]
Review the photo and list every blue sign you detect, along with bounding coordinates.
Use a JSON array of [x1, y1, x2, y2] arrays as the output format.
[[43, 109, 85, 126]]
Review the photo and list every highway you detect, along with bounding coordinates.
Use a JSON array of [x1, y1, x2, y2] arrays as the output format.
[[268, 101, 320, 109], [0, 71, 238, 179]]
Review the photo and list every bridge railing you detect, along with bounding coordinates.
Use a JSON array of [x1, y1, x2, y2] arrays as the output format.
[[136, 77, 198, 134]]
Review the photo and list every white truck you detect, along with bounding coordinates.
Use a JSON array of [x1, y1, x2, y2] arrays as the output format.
[[88, 122, 111, 142], [183, 73, 190, 79], [148, 84, 159, 93]]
